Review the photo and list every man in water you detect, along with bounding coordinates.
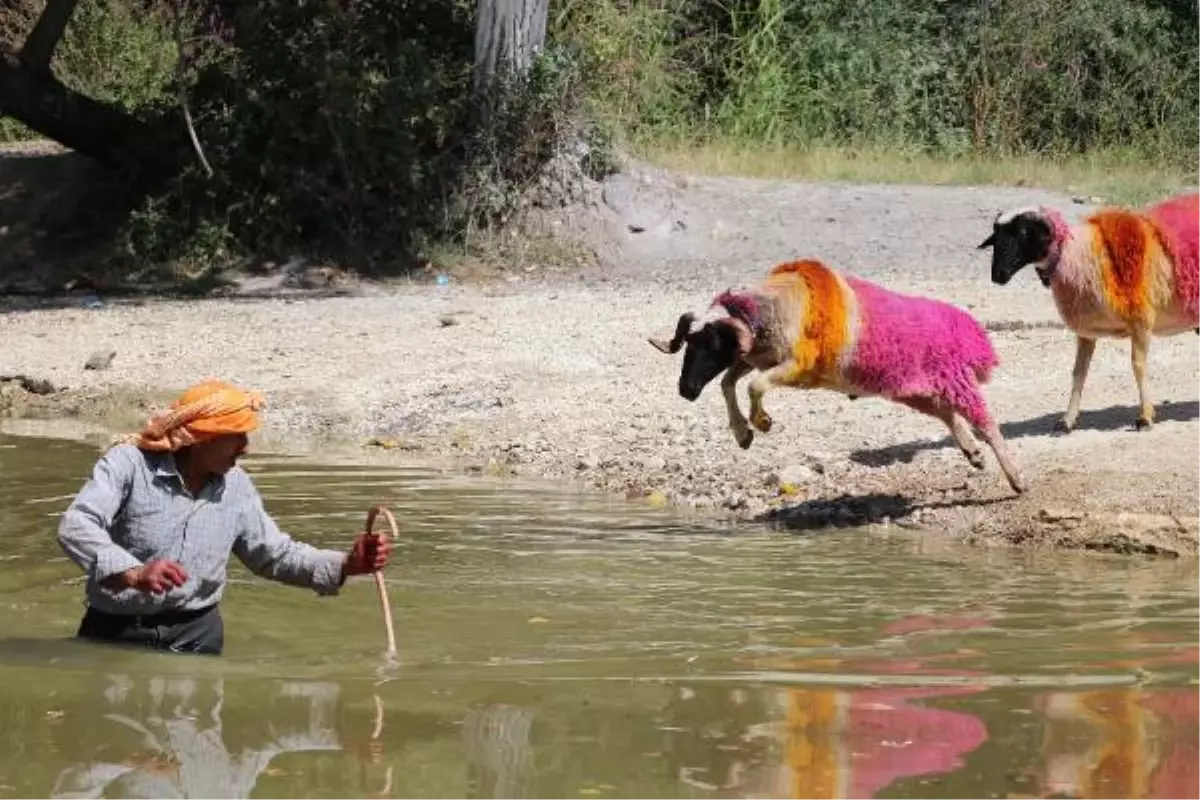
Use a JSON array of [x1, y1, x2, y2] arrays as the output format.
[[56, 378, 390, 655]]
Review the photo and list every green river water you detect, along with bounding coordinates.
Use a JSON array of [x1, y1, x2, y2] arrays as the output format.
[[0, 431, 1196, 799]]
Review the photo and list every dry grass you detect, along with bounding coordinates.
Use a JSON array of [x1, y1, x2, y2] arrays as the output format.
[[637, 139, 1197, 207]]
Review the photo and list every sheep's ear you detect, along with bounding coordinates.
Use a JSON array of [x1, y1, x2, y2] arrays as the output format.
[[978, 232, 997, 249]]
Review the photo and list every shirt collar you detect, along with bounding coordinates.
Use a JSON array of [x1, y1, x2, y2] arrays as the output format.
[[145, 450, 226, 498]]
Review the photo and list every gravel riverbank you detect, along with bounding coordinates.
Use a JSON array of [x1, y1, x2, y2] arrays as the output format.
[[3, 164, 1197, 556]]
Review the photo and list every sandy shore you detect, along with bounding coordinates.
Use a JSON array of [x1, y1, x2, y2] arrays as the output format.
[[3, 165, 1197, 556]]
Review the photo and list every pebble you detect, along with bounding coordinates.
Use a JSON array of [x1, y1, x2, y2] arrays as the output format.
[[84, 350, 117, 371]]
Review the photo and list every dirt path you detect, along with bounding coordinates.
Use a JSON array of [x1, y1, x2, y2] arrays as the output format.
[[2, 160, 1197, 556]]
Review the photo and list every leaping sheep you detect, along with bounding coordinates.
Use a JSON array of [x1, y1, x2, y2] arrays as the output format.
[[979, 191, 1198, 432], [649, 259, 1027, 494]]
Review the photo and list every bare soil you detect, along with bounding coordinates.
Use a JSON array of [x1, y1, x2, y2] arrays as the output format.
[[2, 151, 1197, 557]]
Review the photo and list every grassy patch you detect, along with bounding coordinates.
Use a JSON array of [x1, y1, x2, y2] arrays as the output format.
[[420, 229, 597, 284], [635, 137, 1196, 207]]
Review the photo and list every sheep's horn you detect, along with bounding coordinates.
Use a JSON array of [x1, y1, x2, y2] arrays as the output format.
[[648, 312, 695, 354], [648, 336, 673, 353]]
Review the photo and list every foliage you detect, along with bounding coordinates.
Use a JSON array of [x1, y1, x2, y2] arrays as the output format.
[[560, 0, 1198, 168], [0, 0, 177, 140], [1, 0, 593, 277], [0, 0, 1195, 281], [110, 0, 596, 275]]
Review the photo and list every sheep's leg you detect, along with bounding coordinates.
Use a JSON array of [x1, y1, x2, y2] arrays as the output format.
[[958, 389, 1027, 494], [747, 363, 797, 434], [948, 414, 986, 470], [1131, 327, 1154, 430], [721, 361, 755, 449], [897, 397, 984, 469], [1057, 335, 1096, 432]]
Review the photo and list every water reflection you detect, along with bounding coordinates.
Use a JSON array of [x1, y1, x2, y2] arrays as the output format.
[[0, 432, 1196, 799], [661, 684, 973, 797], [47, 676, 343, 798], [0, 661, 1194, 798], [9, 671, 542, 800], [1037, 687, 1199, 800], [657, 620, 990, 798], [463, 704, 534, 798]]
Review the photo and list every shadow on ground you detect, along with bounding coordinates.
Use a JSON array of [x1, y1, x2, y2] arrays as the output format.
[[848, 399, 1200, 468], [757, 492, 915, 531], [757, 490, 1015, 532], [0, 149, 139, 298]]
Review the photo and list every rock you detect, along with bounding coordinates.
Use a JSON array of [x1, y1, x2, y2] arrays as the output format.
[[84, 350, 116, 371], [600, 173, 679, 237], [723, 493, 747, 510], [439, 315, 460, 327], [0, 374, 57, 395], [640, 456, 666, 472], [772, 463, 816, 487]]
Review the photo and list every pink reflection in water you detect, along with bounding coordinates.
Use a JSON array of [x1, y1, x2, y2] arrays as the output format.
[[1038, 687, 1199, 799], [756, 684, 988, 799]]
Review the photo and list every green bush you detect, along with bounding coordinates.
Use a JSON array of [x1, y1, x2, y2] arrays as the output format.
[[0, 0, 177, 141], [111, 0, 592, 275], [563, 0, 1198, 168], [1, 0, 1194, 280]]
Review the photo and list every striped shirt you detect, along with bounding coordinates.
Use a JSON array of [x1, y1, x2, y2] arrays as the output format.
[[57, 443, 346, 615]]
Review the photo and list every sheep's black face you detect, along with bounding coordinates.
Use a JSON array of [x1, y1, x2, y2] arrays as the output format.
[[979, 211, 1054, 286], [679, 323, 740, 401]]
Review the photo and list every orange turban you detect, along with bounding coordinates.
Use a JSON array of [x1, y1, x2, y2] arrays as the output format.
[[123, 379, 266, 452]]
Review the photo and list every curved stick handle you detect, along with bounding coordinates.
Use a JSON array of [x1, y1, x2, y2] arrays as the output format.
[[365, 504, 398, 658]]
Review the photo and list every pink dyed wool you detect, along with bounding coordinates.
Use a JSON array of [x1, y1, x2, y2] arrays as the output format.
[[842, 276, 999, 429], [712, 289, 764, 332], [1146, 192, 1199, 324]]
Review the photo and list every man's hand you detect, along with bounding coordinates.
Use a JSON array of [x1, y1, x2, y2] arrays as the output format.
[[103, 559, 189, 594], [343, 531, 391, 578]]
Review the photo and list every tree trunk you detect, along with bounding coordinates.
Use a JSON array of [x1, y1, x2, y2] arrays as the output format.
[[19, 0, 80, 71], [0, 50, 140, 165], [0, 0, 151, 166], [472, 0, 548, 112]]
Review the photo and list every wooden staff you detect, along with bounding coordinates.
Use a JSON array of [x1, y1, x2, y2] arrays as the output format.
[[364, 692, 395, 797], [364, 504, 398, 658]]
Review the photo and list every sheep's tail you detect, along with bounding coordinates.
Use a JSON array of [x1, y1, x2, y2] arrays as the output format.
[[962, 314, 1000, 385]]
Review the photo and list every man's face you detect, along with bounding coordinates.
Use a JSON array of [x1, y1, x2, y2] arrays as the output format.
[[192, 433, 249, 475]]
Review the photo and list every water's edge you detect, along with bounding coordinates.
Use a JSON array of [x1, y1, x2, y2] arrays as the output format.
[[2, 400, 1196, 561]]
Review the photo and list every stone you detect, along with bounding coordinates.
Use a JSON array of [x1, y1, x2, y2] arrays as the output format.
[[84, 350, 116, 371], [772, 463, 816, 487]]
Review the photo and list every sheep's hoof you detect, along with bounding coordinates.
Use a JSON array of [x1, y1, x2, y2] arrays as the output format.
[[736, 430, 754, 449], [1135, 416, 1153, 431], [1054, 417, 1076, 434], [751, 412, 773, 433], [963, 449, 986, 470]]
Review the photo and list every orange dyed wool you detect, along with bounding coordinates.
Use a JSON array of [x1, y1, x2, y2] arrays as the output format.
[[1091, 210, 1158, 321], [767, 260, 850, 385]]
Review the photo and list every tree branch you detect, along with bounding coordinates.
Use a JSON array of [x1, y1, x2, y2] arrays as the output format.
[[18, 0, 81, 73], [170, 0, 212, 177], [0, 48, 138, 165]]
